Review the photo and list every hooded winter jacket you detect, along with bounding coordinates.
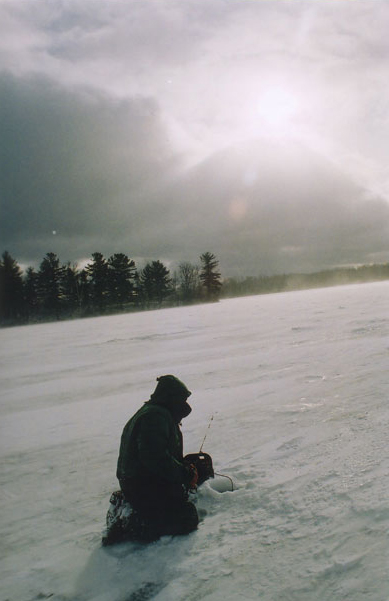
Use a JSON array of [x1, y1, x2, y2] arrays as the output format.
[[116, 400, 190, 485]]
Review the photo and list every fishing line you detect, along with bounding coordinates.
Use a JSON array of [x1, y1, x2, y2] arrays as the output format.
[[199, 414, 214, 453], [214, 472, 234, 492], [199, 414, 235, 491]]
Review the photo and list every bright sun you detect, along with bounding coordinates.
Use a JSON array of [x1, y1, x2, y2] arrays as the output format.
[[255, 86, 300, 131]]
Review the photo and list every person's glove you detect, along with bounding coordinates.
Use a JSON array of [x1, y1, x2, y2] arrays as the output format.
[[188, 463, 198, 490]]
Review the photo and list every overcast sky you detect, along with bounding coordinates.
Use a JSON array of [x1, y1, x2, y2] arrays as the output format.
[[1, 0, 389, 277]]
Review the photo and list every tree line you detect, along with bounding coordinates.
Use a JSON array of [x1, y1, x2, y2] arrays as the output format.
[[0, 250, 222, 325], [2, 248, 389, 327], [222, 263, 389, 297]]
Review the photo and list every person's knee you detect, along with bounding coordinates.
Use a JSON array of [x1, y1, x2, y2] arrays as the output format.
[[180, 501, 199, 533], [157, 501, 198, 536]]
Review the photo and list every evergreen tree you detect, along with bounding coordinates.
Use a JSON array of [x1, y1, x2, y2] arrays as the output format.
[[62, 263, 81, 315], [37, 252, 65, 318], [78, 269, 91, 314], [140, 260, 171, 306], [0, 251, 24, 322], [107, 253, 137, 309], [199, 252, 222, 300], [85, 252, 109, 313], [24, 267, 39, 321]]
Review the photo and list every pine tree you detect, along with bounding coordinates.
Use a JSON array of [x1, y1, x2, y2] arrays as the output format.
[[0, 251, 24, 322], [24, 267, 38, 321], [140, 260, 171, 306], [62, 263, 81, 315], [37, 252, 65, 318], [85, 252, 109, 313], [107, 253, 137, 309], [199, 252, 222, 301], [78, 269, 91, 314]]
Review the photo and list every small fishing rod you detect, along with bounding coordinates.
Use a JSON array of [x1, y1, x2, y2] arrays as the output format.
[[198, 414, 234, 492]]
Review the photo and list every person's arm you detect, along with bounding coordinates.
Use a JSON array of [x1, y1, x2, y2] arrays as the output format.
[[137, 411, 189, 484]]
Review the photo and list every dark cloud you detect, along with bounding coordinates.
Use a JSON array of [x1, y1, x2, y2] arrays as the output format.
[[1, 1, 389, 276], [1, 73, 389, 277], [0, 73, 182, 265]]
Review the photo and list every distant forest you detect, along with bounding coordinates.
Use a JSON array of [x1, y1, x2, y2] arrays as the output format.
[[1, 249, 389, 327], [0, 250, 222, 326], [222, 263, 389, 297]]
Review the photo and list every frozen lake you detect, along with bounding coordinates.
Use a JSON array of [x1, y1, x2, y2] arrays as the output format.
[[1, 281, 389, 600]]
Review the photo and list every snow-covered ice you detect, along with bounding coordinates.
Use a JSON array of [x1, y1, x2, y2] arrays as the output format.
[[1, 281, 389, 601]]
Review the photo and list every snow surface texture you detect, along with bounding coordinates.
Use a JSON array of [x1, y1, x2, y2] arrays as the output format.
[[1, 282, 389, 601]]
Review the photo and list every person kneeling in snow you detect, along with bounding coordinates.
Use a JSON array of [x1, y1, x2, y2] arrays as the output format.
[[116, 375, 199, 541]]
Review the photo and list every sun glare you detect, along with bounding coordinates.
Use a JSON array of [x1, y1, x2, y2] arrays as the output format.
[[255, 86, 299, 131]]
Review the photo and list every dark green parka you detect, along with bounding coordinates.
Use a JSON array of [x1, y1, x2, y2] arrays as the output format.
[[116, 376, 192, 486]]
